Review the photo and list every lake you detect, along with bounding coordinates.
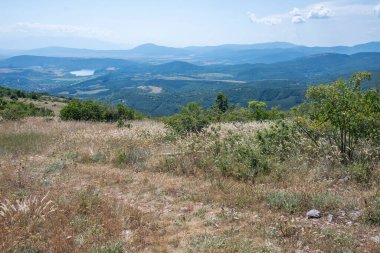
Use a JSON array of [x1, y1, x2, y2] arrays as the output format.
[[70, 70, 95, 77]]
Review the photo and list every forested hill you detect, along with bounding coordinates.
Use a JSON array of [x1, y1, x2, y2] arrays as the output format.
[[0, 52, 379, 116]]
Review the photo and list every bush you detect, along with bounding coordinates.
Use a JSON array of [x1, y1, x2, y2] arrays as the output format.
[[256, 121, 303, 162], [164, 102, 210, 136], [60, 100, 139, 122], [210, 130, 271, 181]]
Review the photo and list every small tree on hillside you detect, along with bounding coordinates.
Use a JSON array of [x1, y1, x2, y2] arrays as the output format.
[[300, 72, 380, 160], [248, 100, 269, 120], [215, 93, 229, 113]]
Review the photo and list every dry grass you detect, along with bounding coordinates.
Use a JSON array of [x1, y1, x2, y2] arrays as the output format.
[[0, 117, 379, 252]]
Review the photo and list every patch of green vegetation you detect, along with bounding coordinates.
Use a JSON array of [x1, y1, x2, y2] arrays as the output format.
[[60, 99, 142, 122], [0, 98, 53, 120], [266, 191, 305, 214], [311, 192, 341, 211]]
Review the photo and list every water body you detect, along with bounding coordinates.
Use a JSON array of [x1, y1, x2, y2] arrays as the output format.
[[70, 70, 95, 77]]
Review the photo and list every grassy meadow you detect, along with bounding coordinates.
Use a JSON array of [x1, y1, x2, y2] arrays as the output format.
[[1, 117, 380, 252]]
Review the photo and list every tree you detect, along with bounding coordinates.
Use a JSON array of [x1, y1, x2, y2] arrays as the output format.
[[301, 72, 380, 160], [215, 93, 229, 113], [248, 100, 269, 120]]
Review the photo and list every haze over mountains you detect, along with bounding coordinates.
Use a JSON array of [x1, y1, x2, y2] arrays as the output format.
[[0, 41, 380, 115], [2, 41, 380, 64]]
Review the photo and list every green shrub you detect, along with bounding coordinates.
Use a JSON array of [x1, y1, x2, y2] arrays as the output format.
[[60, 100, 139, 122], [256, 121, 302, 162], [210, 131, 271, 181], [164, 102, 210, 136]]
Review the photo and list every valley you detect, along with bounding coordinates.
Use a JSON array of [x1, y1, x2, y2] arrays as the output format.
[[1, 45, 380, 115]]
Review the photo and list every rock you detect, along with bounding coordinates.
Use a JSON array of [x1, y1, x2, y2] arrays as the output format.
[[348, 210, 361, 220], [327, 214, 335, 223], [339, 176, 351, 183], [371, 235, 380, 243], [337, 210, 346, 217], [307, 209, 321, 219]]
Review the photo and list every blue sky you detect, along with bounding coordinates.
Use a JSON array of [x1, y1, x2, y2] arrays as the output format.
[[0, 0, 379, 49]]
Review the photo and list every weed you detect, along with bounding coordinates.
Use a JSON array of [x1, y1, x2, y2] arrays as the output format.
[[115, 148, 149, 169], [311, 192, 341, 211], [187, 234, 255, 253], [365, 194, 380, 225], [266, 191, 305, 214], [0, 194, 56, 225], [349, 163, 371, 185], [92, 242, 124, 253]]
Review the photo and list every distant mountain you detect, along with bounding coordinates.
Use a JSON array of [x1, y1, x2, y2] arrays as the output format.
[[236, 52, 380, 82], [128, 43, 191, 57], [2, 41, 380, 65]]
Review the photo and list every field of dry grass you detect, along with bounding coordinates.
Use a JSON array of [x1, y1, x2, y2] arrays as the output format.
[[1, 117, 380, 252]]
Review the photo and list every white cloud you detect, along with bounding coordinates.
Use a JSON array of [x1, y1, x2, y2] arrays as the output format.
[[248, 13, 282, 25], [250, 2, 375, 27], [375, 4, 380, 17], [290, 8, 302, 17], [292, 16, 306, 24], [307, 5, 334, 19], [290, 7, 306, 24], [0, 22, 112, 39]]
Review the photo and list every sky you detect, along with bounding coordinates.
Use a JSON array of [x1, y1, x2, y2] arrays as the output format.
[[0, 0, 380, 49]]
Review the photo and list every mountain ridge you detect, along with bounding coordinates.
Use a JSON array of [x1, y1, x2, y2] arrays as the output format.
[[1, 41, 380, 65]]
